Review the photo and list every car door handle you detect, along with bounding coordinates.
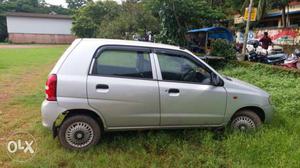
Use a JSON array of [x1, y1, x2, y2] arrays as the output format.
[[96, 84, 109, 89], [168, 88, 180, 93]]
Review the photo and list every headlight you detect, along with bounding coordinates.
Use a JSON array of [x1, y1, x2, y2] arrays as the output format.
[[268, 96, 273, 105]]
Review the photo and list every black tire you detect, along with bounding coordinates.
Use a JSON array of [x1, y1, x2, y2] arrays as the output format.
[[230, 110, 262, 131], [58, 115, 101, 150]]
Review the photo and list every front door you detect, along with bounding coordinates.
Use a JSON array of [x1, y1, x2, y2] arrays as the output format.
[[87, 48, 160, 127], [155, 51, 227, 125]]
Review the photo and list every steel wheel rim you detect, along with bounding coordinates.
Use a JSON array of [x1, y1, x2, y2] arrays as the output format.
[[65, 122, 94, 148], [232, 116, 256, 130]]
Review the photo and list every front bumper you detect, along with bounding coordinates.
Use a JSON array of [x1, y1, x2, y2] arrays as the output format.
[[41, 100, 66, 130], [261, 104, 274, 123]]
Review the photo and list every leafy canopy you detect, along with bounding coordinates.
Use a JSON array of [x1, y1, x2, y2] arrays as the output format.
[[71, 1, 121, 38], [66, 0, 92, 10], [96, 1, 159, 39], [72, 1, 159, 39], [145, 0, 225, 46]]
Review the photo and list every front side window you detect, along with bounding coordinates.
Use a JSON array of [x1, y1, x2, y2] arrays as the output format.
[[93, 50, 152, 79], [157, 53, 211, 84]]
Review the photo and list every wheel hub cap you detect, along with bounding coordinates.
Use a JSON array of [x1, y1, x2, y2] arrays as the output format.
[[232, 116, 256, 130], [75, 131, 84, 139], [65, 122, 94, 148]]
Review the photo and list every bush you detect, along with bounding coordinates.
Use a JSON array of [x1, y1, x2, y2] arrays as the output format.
[[205, 39, 236, 69], [210, 39, 236, 60], [0, 16, 8, 42]]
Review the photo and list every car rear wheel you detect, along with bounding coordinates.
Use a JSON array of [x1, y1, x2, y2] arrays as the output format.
[[58, 115, 101, 150], [230, 110, 262, 131]]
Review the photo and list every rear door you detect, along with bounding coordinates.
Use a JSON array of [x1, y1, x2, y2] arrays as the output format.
[[154, 50, 227, 126], [87, 46, 160, 127]]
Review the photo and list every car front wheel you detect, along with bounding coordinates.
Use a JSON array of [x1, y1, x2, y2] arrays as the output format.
[[58, 115, 101, 150], [230, 110, 262, 131]]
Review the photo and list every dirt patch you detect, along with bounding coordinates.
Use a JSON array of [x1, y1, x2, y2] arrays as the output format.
[[0, 66, 47, 102], [0, 44, 67, 49], [0, 49, 62, 167], [0, 63, 54, 135]]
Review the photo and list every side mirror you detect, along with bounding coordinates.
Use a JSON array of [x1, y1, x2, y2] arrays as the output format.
[[211, 73, 224, 86]]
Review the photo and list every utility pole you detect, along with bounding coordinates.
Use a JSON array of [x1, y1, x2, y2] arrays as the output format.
[[240, 0, 253, 61]]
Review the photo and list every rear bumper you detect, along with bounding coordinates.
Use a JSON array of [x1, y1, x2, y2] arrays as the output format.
[[41, 100, 66, 130]]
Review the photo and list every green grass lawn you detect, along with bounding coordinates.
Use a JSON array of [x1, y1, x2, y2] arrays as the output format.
[[0, 47, 300, 168]]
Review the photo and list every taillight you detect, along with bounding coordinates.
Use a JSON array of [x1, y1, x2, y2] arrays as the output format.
[[45, 74, 57, 101]]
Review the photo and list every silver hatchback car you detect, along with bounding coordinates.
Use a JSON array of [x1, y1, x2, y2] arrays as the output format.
[[42, 39, 273, 150]]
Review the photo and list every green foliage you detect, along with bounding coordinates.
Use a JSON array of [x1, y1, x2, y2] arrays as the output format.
[[72, 0, 228, 43], [66, 0, 92, 10], [0, 16, 7, 41], [0, 0, 70, 14], [72, 1, 159, 39], [257, 0, 267, 21], [97, 2, 159, 39], [145, 0, 225, 46], [221, 0, 245, 14], [211, 39, 236, 60], [71, 1, 121, 38]]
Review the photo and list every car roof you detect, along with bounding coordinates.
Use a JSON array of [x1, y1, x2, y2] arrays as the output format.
[[80, 38, 184, 51]]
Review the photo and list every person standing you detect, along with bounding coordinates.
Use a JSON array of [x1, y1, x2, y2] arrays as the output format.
[[259, 32, 273, 50]]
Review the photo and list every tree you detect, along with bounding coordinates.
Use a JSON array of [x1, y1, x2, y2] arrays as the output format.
[[72, 1, 159, 39], [273, 0, 290, 27], [66, 0, 92, 10], [256, 0, 267, 21], [213, 0, 244, 15], [0, 0, 70, 14], [242, 0, 292, 27], [71, 1, 121, 37], [97, 1, 159, 39], [145, 0, 225, 46], [0, 16, 7, 41]]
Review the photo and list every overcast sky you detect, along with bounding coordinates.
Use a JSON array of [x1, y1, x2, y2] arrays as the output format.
[[44, 0, 124, 8]]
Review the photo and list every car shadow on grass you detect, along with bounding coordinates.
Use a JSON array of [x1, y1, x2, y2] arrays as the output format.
[[96, 128, 226, 152]]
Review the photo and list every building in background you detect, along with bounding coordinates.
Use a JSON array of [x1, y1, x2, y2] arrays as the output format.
[[6, 12, 76, 44], [234, 1, 300, 45], [258, 1, 300, 28], [234, 1, 300, 28]]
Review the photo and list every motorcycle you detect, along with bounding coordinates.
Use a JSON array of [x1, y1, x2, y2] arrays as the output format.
[[282, 49, 300, 69], [246, 40, 287, 65]]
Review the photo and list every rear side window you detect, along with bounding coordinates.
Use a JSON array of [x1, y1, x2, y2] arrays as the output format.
[[93, 50, 152, 79]]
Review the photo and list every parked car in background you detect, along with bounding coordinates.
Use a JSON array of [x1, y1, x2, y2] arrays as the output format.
[[42, 39, 274, 150]]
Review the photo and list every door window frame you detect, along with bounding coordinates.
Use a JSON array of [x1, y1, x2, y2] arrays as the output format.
[[152, 48, 215, 85], [88, 45, 158, 81]]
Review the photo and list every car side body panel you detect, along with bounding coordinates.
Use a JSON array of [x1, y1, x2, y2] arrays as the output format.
[[158, 81, 227, 125], [223, 78, 273, 123], [41, 38, 273, 132], [87, 76, 160, 127]]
